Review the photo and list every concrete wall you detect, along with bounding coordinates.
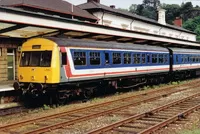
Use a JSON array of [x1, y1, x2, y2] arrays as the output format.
[[93, 12, 196, 41]]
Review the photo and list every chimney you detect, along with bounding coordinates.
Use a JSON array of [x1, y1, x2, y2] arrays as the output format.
[[173, 17, 182, 27], [87, 0, 100, 3], [110, 5, 115, 9], [157, 8, 166, 25]]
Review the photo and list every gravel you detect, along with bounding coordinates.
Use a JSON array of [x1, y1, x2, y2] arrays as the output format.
[[0, 79, 200, 134]]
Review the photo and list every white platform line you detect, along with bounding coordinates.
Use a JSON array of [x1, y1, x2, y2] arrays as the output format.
[[0, 88, 14, 92]]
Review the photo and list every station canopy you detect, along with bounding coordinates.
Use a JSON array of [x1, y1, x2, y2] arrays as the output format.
[[0, 0, 199, 48]]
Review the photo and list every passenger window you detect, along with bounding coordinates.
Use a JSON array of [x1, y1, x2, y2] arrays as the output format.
[[133, 53, 140, 64], [176, 55, 179, 63], [152, 54, 157, 64], [90, 52, 100, 65], [147, 54, 151, 64], [181, 55, 184, 63], [193, 56, 195, 62], [184, 56, 187, 63], [123, 53, 131, 64], [73, 51, 86, 66], [62, 53, 67, 65], [141, 54, 146, 64], [105, 52, 110, 65], [164, 54, 168, 63], [196, 56, 198, 62], [158, 54, 164, 64], [113, 52, 121, 64]]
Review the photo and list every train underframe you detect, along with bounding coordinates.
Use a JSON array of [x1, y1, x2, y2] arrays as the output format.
[[14, 69, 199, 105]]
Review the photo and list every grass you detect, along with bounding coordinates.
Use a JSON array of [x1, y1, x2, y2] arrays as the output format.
[[43, 104, 51, 110], [179, 129, 200, 134]]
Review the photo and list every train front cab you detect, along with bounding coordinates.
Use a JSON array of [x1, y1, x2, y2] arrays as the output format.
[[13, 38, 61, 95]]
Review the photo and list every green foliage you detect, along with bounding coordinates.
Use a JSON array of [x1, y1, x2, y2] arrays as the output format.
[[162, 4, 181, 24], [129, 4, 138, 13], [91, 97, 100, 102], [129, 0, 160, 20], [183, 16, 200, 41], [43, 104, 50, 110], [179, 129, 200, 134], [171, 81, 178, 85], [143, 85, 150, 90], [141, 6, 157, 20]]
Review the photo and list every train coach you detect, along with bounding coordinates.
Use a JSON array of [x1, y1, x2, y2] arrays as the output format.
[[13, 37, 200, 103]]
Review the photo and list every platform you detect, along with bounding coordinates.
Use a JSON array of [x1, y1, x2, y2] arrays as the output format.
[[0, 81, 14, 92]]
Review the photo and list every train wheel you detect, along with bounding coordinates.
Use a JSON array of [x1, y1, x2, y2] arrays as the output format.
[[56, 91, 67, 105], [83, 89, 94, 99]]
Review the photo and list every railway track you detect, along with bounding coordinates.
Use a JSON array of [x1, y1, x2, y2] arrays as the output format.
[[0, 105, 25, 116], [88, 91, 200, 134], [0, 80, 200, 134]]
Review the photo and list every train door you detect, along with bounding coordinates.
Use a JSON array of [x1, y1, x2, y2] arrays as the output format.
[[60, 49, 68, 82], [7, 49, 15, 80], [168, 48, 173, 72]]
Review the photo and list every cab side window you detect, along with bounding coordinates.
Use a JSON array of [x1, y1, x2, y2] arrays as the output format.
[[62, 52, 67, 65]]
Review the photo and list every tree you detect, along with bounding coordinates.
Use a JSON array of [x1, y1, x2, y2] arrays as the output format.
[[162, 4, 181, 24], [180, 2, 193, 21], [183, 16, 200, 41], [133, 0, 161, 20], [129, 4, 138, 13]]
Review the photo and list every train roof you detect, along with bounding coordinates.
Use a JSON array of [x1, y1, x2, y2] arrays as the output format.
[[169, 47, 200, 54], [46, 37, 169, 52]]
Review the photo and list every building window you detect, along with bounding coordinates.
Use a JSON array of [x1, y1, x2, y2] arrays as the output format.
[[123, 53, 131, 64], [113, 52, 121, 64], [90, 52, 100, 65], [73, 51, 86, 66]]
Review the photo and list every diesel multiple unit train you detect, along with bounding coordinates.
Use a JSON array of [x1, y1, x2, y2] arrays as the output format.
[[13, 37, 200, 103]]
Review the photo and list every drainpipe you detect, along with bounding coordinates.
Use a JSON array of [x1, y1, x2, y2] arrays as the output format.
[[101, 10, 105, 25], [130, 19, 135, 30], [71, 4, 74, 19], [158, 26, 163, 35]]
